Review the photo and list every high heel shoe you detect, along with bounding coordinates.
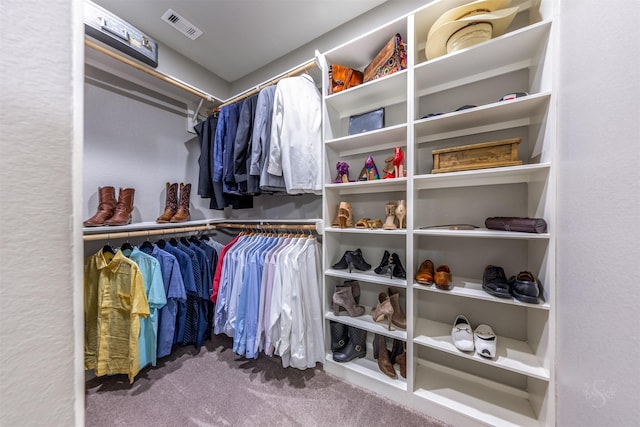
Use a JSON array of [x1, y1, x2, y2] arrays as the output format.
[[373, 334, 397, 379], [345, 250, 371, 272], [332, 286, 365, 317], [337, 280, 361, 304], [372, 292, 394, 330], [334, 161, 352, 183], [392, 147, 404, 178], [374, 250, 395, 278], [395, 200, 406, 229], [382, 156, 396, 179], [337, 201, 354, 228], [364, 155, 380, 180], [382, 201, 397, 230], [391, 253, 406, 279], [387, 288, 407, 329], [390, 339, 407, 378]]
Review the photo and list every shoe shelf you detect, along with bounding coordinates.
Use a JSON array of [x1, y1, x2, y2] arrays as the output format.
[[413, 359, 542, 427], [325, 124, 407, 157], [413, 318, 549, 381], [325, 309, 407, 342], [324, 353, 408, 392], [325, 177, 407, 195], [82, 218, 214, 235], [413, 228, 550, 240], [413, 278, 549, 310], [326, 268, 408, 288], [414, 92, 552, 144], [324, 226, 407, 236], [414, 20, 552, 97], [324, 70, 408, 118], [413, 163, 550, 190]]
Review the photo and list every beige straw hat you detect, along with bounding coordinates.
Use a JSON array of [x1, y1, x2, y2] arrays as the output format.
[[426, 0, 519, 60]]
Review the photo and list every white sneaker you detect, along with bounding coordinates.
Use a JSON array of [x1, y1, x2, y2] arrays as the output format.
[[451, 315, 474, 352], [474, 324, 497, 358]]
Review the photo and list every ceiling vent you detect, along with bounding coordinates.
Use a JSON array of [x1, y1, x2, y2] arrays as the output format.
[[161, 9, 203, 40]]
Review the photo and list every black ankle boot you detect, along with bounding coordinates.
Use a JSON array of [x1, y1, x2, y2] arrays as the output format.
[[330, 321, 349, 352], [374, 250, 395, 278], [345, 250, 371, 272], [391, 253, 406, 278], [332, 251, 349, 269], [333, 326, 367, 362]]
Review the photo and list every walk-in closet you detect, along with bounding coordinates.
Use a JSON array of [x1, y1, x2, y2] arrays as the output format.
[[3, 0, 639, 426]]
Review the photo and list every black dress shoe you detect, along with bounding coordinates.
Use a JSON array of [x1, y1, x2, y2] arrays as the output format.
[[391, 253, 406, 279], [509, 271, 540, 304], [332, 251, 350, 269], [482, 265, 511, 298]]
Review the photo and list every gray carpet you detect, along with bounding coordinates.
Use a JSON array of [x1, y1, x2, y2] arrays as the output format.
[[85, 334, 449, 427]]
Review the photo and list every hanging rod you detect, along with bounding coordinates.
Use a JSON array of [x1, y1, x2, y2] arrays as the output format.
[[213, 58, 318, 112], [83, 221, 318, 241], [83, 224, 217, 242], [85, 38, 218, 103]]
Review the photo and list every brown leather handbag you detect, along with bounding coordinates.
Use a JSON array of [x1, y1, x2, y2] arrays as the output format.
[[363, 33, 407, 83], [329, 64, 364, 94]]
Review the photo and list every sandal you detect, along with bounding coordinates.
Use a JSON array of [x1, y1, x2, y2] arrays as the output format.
[[355, 218, 370, 229], [367, 219, 383, 229]]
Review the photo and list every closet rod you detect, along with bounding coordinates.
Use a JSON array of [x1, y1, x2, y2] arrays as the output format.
[[85, 38, 218, 103], [215, 222, 317, 231], [213, 59, 317, 112], [83, 224, 216, 242]]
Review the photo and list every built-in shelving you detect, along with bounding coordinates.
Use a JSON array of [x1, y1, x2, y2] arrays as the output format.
[[325, 178, 407, 195], [413, 228, 550, 240], [326, 124, 407, 157], [326, 268, 408, 288], [413, 163, 550, 190], [326, 310, 408, 341]]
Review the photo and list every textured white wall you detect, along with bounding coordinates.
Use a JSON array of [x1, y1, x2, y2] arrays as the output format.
[[0, 0, 84, 426], [556, 1, 640, 425]]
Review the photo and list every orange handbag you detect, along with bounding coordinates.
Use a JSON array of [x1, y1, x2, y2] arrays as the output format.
[[329, 64, 364, 94]]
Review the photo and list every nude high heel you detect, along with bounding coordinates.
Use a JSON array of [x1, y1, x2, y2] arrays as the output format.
[[395, 200, 406, 229], [382, 201, 397, 230], [337, 202, 354, 228]]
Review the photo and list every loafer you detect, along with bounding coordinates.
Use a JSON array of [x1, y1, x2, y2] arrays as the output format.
[[509, 271, 540, 304], [434, 265, 453, 290], [482, 265, 511, 298], [416, 259, 435, 285], [474, 324, 497, 358], [451, 315, 474, 352]]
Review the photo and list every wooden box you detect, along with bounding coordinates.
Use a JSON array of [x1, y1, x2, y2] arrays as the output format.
[[432, 137, 522, 174]]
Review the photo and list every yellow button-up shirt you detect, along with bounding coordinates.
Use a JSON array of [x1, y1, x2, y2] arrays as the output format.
[[85, 248, 149, 383]]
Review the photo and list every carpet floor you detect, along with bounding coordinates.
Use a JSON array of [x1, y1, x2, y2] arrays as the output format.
[[85, 334, 449, 427]]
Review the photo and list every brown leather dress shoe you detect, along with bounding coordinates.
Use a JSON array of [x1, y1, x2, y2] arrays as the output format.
[[416, 259, 435, 285]]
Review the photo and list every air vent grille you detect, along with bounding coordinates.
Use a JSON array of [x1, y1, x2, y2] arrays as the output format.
[[161, 9, 203, 40]]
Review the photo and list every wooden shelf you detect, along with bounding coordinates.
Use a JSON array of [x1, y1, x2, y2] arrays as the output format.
[[326, 123, 407, 157], [414, 20, 552, 96], [325, 177, 407, 195], [413, 228, 550, 240], [414, 92, 552, 144], [414, 163, 550, 190], [413, 277, 549, 310], [325, 309, 408, 341], [414, 318, 550, 380], [326, 268, 407, 288], [414, 360, 543, 427]]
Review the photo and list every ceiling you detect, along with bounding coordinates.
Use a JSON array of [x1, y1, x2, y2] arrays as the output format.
[[93, 0, 387, 83]]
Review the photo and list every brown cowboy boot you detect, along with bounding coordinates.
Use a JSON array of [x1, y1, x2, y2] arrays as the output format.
[[83, 186, 116, 227], [156, 182, 178, 223], [104, 188, 135, 226], [170, 183, 191, 223]]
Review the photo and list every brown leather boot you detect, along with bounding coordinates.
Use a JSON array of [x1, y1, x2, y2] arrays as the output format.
[[156, 182, 178, 223], [388, 288, 407, 329], [83, 186, 116, 227], [104, 188, 135, 226], [170, 183, 191, 223], [373, 334, 397, 379]]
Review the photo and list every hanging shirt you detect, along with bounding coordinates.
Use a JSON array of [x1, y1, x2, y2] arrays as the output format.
[[127, 247, 167, 369], [176, 241, 201, 346], [250, 86, 285, 193], [84, 249, 149, 383], [234, 93, 259, 194], [267, 74, 322, 195], [142, 244, 186, 359], [211, 234, 241, 304], [194, 115, 215, 200]]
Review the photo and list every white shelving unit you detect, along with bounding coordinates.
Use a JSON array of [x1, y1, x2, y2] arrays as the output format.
[[320, 0, 555, 425]]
